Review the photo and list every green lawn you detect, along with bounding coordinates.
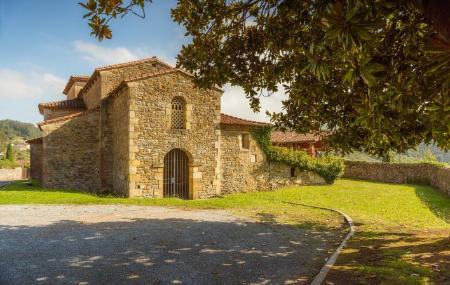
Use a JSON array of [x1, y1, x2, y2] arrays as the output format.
[[1, 179, 449, 284]]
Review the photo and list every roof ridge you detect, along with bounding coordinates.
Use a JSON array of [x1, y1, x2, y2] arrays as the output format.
[[37, 106, 100, 130], [220, 113, 269, 126], [221, 113, 269, 125], [37, 111, 85, 129], [38, 98, 86, 114], [39, 97, 84, 106]]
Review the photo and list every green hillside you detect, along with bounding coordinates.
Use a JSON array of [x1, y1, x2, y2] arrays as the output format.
[[0, 120, 41, 151]]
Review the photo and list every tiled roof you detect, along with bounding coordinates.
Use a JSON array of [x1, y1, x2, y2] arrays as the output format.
[[271, 131, 326, 144], [37, 111, 85, 130], [220, 113, 269, 127], [38, 98, 86, 114], [62, 75, 90, 95], [26, 137, 43, 144], [79, 57, 174, 98]]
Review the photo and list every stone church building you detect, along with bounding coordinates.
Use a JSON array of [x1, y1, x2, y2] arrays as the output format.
[[27, 57, 325, 199]]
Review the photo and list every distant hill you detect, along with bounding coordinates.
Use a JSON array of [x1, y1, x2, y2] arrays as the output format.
[[0, 120, 41, 151]]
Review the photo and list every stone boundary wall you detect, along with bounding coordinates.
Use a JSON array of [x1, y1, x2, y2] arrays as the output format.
[[0, 168, 26, 181], [343, 161, 450, 196]]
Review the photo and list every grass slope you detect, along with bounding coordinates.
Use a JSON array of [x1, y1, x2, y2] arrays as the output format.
[[1, 179, 449, 284]]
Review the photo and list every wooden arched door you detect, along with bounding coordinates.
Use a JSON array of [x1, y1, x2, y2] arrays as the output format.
[[163, 149, 189, 199]]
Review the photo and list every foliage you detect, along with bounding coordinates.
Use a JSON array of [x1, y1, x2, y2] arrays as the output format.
[[80, 0, 450, 158], [5, 144, 14, 162], [79, 0, 152, 40], [0, 159, 19, 169], [0, 120, 41, 141], [252, 126, 344, 183]]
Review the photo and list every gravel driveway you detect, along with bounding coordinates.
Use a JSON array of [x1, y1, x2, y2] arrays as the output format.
[[0, 205, 341, 285]]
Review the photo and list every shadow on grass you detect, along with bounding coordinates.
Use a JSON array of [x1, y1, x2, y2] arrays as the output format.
[[0, 215, 343, 285], [413, 185, 450, 224], [325, 229, 450, 285], [1, 180, 120, 197]]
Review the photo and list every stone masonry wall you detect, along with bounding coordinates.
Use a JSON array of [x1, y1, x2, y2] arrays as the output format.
[[29, 142, 43, 181], [220, 125, 326, 194], [41, 109, 101, 192], [128, 72, 222, 198], [83, 76, 102, 109], [101, 87, 130, 196], [344, 161, 450, 196], [0, 168, 24, 181], [83, 60, 171, 110], [44, 108, 83, 121]]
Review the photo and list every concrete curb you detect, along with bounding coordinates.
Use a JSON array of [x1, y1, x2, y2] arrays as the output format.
[[281, 201, 356, 285]]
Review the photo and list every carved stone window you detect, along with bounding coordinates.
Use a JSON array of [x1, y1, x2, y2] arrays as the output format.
[[171, 97, 186, 129]]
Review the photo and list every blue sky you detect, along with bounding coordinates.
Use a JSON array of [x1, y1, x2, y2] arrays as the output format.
[[0, 0, 284, 124]]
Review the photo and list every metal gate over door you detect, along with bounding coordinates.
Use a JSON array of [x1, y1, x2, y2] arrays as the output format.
[[163, 149, 189, 199]]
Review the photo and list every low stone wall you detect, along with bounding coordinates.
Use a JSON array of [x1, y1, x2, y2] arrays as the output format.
[[220, 126, 325, 195], [343, 161, 450, 196], [0, 168, 26, 181]]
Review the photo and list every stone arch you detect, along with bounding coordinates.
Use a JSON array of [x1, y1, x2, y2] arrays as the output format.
[[163, 148, 193, 199]]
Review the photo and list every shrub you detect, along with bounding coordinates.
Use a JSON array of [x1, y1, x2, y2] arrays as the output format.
[[5, 143, 14, 162], [0, 159, 19, 169], [252, 126, 344, 183]]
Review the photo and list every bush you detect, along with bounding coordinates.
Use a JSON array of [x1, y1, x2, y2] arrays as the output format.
[[0, 159, 19, 169], [252, 126, 344, 183]]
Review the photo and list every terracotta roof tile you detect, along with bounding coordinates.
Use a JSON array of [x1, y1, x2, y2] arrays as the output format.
[[271, 131, 326, 144], [38, 98, 86, 114], [220, 114, 269, 127], [62, 75, 90, 95], [26, 137, 43, 144]]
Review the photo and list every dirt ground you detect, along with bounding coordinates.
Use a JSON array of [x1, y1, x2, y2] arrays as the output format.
[[0, 205, 342, 285]]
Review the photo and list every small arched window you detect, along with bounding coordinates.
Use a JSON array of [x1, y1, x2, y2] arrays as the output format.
[[171, 97, 186, 129]]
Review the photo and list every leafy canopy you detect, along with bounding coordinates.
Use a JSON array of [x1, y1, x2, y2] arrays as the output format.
[[80, 0, 450, 157]]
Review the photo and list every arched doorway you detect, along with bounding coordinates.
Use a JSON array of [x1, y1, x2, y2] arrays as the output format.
[[163, 148, 190, 199]]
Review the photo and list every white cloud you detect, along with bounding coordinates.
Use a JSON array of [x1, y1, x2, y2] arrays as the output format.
[[73, 40, 177, 66], [74, 40, 139, 65], [0, 69, 65, 100], [221, 85, 287, 122], [0, 69, 66, 123]]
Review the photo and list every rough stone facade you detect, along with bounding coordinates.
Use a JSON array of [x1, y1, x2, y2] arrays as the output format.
[[40, 109, 101, 191], [220, 125, 325, 194], [344, 161, 450, 196], [30, 57, 327, 198], [29, 141, 43, 181]]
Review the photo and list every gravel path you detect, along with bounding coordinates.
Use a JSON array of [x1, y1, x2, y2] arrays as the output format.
[[0, 205, 341, 285]]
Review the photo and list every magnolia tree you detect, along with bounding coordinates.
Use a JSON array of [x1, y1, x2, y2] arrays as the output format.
[[80, 0, 450, 157]]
